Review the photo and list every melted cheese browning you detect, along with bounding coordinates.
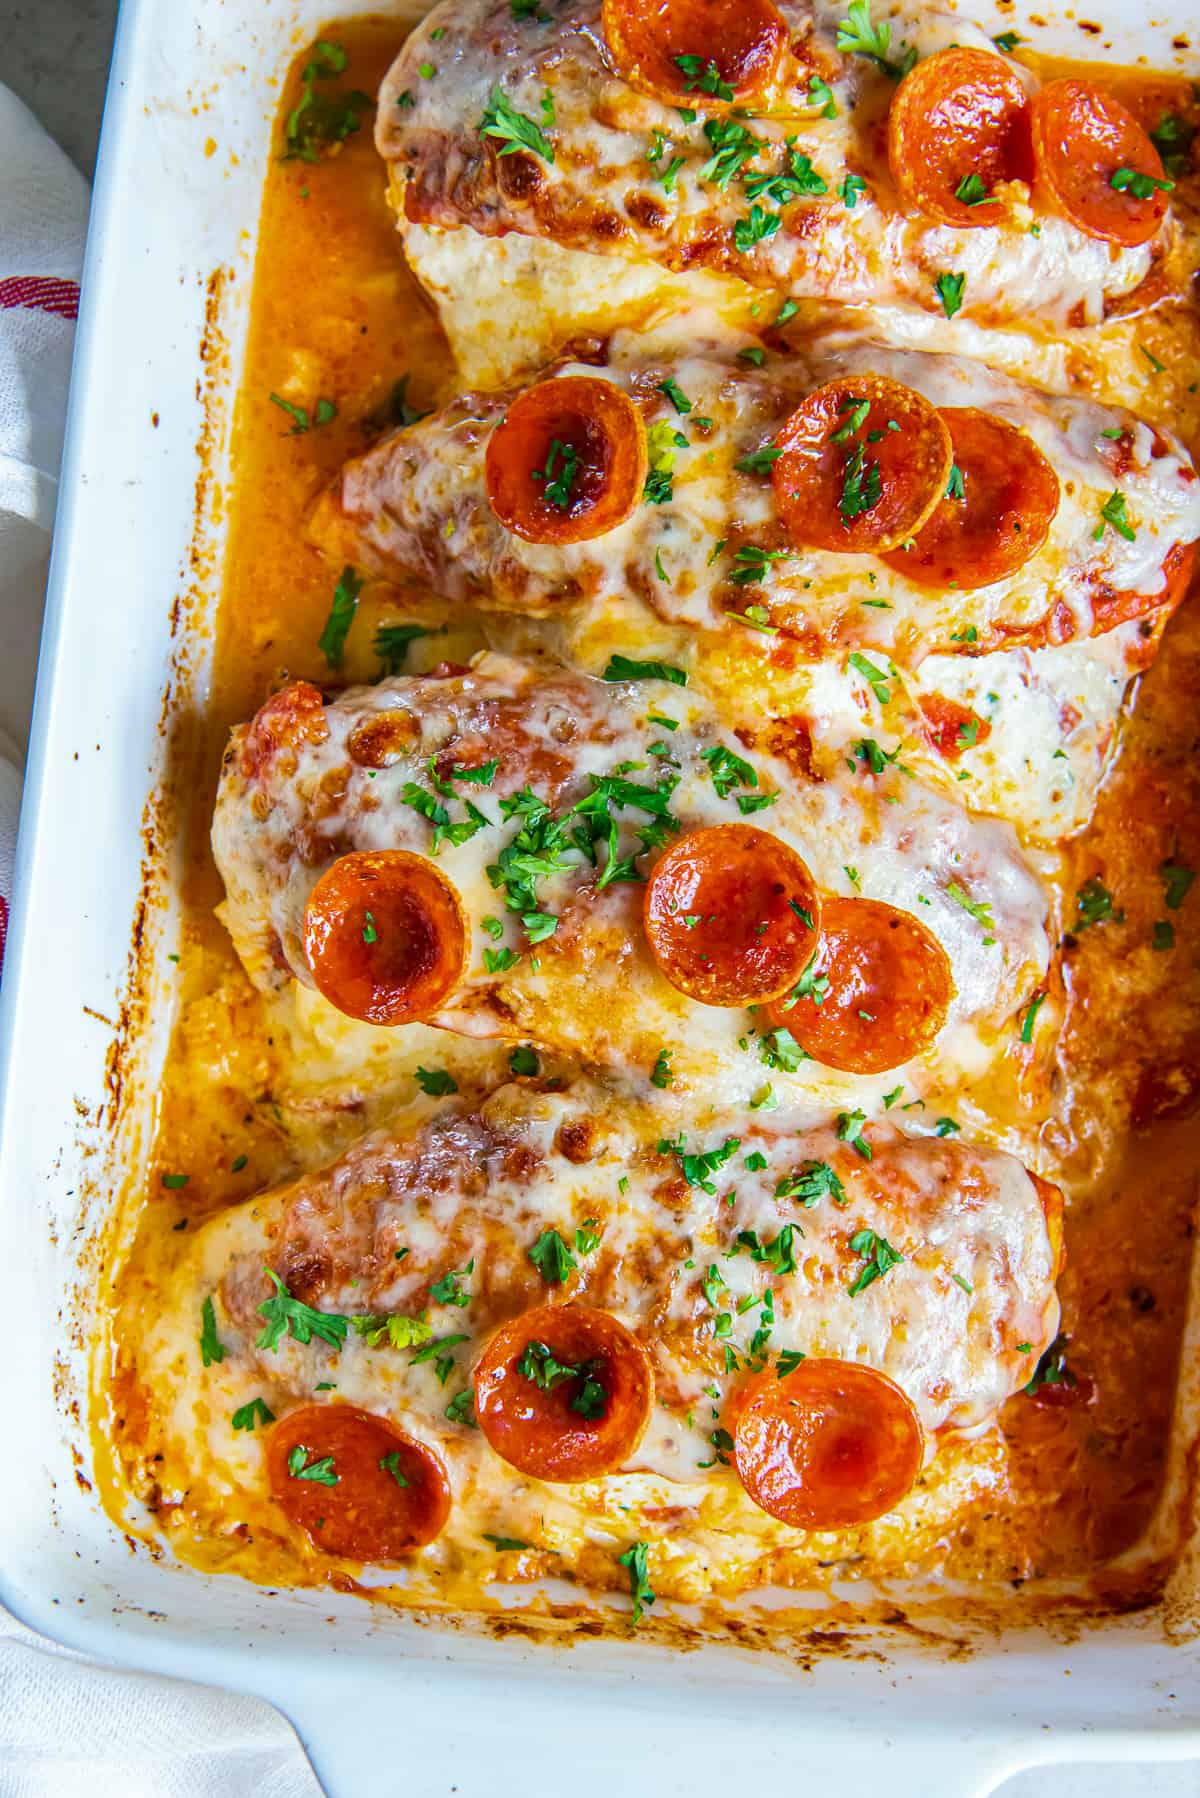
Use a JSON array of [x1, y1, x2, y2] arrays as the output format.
[[213, 652, 1051, 1113], [124, 1081, 1058, 1592], [380, 0, 1171, 329], [316, 325, 1200, 659]]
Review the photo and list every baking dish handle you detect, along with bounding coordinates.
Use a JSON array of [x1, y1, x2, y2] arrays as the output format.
[[292, 1681, 1034, 1797]]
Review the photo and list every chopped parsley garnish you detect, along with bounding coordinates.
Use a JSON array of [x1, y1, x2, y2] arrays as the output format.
[[484, 946, 522, 973], [658, 1133, 741, 1193], [415, 1065, 457, 1096], [734, 204, 782, 252], [735, 1224, 798, 1277], [674, 54, 734, 101], [401, 781, 491, 855], [257, 1270, 349, 1352], [528, 1227, 578, 1284], [1161, 862, 1195, 910], [735, 444, 783, 475], [1019, 992, 1046, 1044], [374, 621, 436, 676], [947, 880, 995, 938], [617, 1540, 656, 1625], [729, 543, 795, 586], [836, 1109, 872, 1161], [1024, 1331, 1076, 1396], [269, 392, 336, 434], [161, 1172, 190, 1189], [776, 1159, 846, 1206], [318, 566, 363, 669], [934, 1117, 960, 1138], [847, 650, 891, 705], [379, 1451, 409, 1487], [1073, 875, 1123, 931], [745, 151, 828, 203], [776, 1349, 806, 1378], [758, 1026, 808, 1072], [651, 1048, 674, 1089], [657, 376, 692, 415], [351, 1313, 434, 1350], [484, 1533, 531, 1550], [847, 1227, 903, 1295], [575, 1218, 601, 1254], [287, 1446, 338, 1485], [934, 271, 966, 319], [1149, 112, 1196, 178], [509, 1044, 540, 1076], [840, 173, 867, 208], [839, 443, 882, 522], [284, 40, 372, 164], [430, 1261, 474, 1308], [835, 0, 915, 78], [532, 437, 579, 510], [807, 74, 838, 117], [954, 173, 990, 207], [993, 29, 1020, 49], [701, 742, 758, 799], [698, 116, 761, 188], [602, 653, 687, 686], [361, 910, 378, 945], [1110, 166, 1174, 199], [410, 1332, 470, 1385], [1153, 920, 1175, 952], [445, 1389, 477, 1427], [946, 463, 967, 500], [232, 1397, 275, 1432], [200, 1296, 226, 1367], [1093, 490, 1136, 542], [775, 298, 800, 326], [478, 86, 555, 161], [517, 1340, 605, 1418]]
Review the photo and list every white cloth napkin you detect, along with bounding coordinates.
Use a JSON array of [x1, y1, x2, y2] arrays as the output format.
[[0, 81, 322, 1798]]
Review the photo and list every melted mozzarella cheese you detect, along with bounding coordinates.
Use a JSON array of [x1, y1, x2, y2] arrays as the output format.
[[212, 652, 1051, 1115], [130, 1081, 1058, 1585], [380, 0, 1160, 329], [320, 324, 1200, 662]]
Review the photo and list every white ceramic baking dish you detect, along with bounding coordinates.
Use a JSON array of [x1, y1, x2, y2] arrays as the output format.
[[2, 0, 1199, 1791]]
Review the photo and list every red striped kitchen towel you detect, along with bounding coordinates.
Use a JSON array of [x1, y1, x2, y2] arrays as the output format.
[[0, 84, 88, 977]]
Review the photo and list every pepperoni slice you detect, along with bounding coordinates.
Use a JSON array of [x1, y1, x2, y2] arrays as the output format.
[[888, 47, 1033, 228], [267, 1405, 451, 1560], [732, 1358, 925, 1529], [772, 378, 953, 555], [601, 0, 788, 107], [485, 375, 648, 546], [760, 897, 953, 1074], [643, 823, 821, 1007], [1031, 79, 1172, 247], [880, 409, 1060, 591], [303, 850, 466, 1026], [474, 1304, 654, 1482], [241, 681, 329, 781]]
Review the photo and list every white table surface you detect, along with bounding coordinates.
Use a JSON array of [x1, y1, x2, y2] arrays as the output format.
[[0, 1, 1195, 1792]]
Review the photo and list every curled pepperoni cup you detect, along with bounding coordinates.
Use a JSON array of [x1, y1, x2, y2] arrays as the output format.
[[303, 850, 466, 1026], [732, 1359, 925, 1530], [1031, 80, 1172, 247], [240, 681, 329, 781], [888, 48, 1033, 228], [474, 1304, 654, 1483], [762, 897, 954, 1075], [266, 1405, 451, 1560], [601, 0, 788, 107], [484, 375, 648, 546], [772, 377, 953, 555], [643, 823, 821, 1007], [881, 409, 1060, 591]]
